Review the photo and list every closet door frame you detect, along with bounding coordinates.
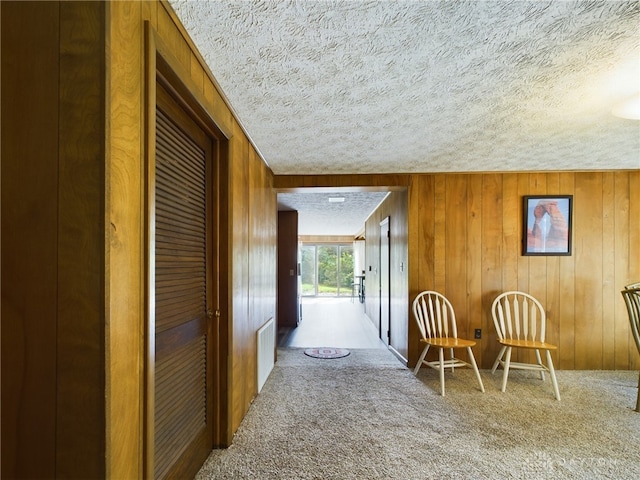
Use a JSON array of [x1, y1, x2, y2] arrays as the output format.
[[143, 24, 230, 478]]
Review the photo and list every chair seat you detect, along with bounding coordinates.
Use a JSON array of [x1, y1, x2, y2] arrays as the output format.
[[421, 337, 477, 348], [498, 338, 557, 350]]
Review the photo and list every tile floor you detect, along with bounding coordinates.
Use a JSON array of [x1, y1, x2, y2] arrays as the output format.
[[277, 296, 386, 349]]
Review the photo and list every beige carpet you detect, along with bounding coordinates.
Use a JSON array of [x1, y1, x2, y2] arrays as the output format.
[[196, 348, 640, 479]]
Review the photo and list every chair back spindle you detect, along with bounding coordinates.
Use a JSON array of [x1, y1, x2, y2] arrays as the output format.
[[493, 292, 547, 344], [413, 292, 457, 340]]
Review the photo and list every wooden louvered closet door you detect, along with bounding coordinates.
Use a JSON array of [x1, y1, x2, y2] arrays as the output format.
[[153, 84, 215, 480]]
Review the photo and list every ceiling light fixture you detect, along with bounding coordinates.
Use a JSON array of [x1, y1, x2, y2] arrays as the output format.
[[612, 93, 640, 120], [328, 197, 345, 203]]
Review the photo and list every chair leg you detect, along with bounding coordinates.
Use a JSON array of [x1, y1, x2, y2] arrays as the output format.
[[545, 350, 561, 401], [448, 348, 455, 372], [467, 346, 485, 393], [500, 347, 512, 392], [439, 347, 446, 396], [535, 349, 546, 381], [413, 344, 429, 375], [491, 346, 507, 374]]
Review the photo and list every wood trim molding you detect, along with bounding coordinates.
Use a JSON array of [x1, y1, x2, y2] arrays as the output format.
[[143, 21, 157, 479]]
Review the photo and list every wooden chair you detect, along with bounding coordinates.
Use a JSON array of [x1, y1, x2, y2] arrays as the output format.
[[490, 291, 560, 400], [412, 291, 484, 396], [621, 284, 640, 412]]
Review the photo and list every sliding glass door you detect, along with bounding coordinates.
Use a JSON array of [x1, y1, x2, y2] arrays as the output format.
[[300, 245, 316, 296], [300, 244, 354, 296]]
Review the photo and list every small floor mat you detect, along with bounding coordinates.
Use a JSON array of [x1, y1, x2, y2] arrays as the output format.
[[304, 347, 351, 359]]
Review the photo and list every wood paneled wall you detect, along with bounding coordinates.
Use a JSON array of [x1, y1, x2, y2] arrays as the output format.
[[277, 171, 640, 373], [3, 1, 276, 478], [364, 191, 410, 361], [2, 2, 106, 478], [229, 124, 277, 438], [409, 171, 640, 370]]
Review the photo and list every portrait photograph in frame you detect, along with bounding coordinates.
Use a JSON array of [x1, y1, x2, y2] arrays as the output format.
[[523, 195, 572, 256]]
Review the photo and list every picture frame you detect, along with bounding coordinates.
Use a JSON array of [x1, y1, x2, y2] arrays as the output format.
[[523, 195, 572, 256]]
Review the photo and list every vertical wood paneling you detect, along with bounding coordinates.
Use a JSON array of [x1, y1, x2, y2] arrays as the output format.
[[516, 173, 531, 292], [545, 173, 561, 366], [405, 171, 638, 370], [613, 172, 630, 369], [57, 2, 106, 476], [107, 0, 144, 476], [418, 175, 435, 291], [557, 173, 576, 369], [230, 127, 251, 433], [502, 174, 519, 290], [481, 174, 503, 363], [575, 173, 605, 369], [444, 175, 468, 358], [602, 172, 616, 368], [434, 178, 447, 292], [467, 175, 484, 365], [407, 177, 422, 364], [1, 2, 60, 477]]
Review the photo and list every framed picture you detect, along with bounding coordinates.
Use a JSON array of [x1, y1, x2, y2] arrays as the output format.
[[523, 195, 572, 256]]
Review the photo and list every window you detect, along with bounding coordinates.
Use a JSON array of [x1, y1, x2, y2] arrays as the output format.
[[300, 244, 354, 296]]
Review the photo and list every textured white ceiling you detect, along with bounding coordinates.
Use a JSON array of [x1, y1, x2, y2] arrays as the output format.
[[168, 0, 639, 235], [278, 190, 389, 235]]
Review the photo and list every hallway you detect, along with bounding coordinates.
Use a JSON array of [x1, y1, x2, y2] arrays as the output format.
[[278, 297, 386, 349]]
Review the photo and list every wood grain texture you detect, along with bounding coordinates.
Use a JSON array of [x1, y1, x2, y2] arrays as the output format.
[[401, 171, 639, 370], [466, 175, 484, 365], [107, 1, 146, 477], [602, 172, 616, 369], [575, 173, 605, 369], [364, 190, 409, 360], [1, 2, 60, 477], [57, 2, 106, 476], [275, 171, 640, 369], [275, 174, 410, 191], [230, 124, 252, 434]]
